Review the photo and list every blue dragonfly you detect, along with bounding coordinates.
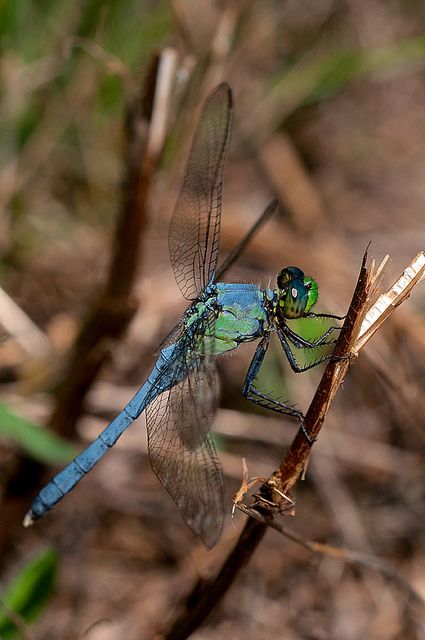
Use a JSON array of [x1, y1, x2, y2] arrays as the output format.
[[25, 84, 342, 547]]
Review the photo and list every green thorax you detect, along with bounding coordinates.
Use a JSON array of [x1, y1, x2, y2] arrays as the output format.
[[185, 283, 268, 355]]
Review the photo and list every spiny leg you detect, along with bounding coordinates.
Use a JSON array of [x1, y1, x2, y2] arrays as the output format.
[[284, 325, 337, 349], [284, 321, 342, 350], [306, 312, 345, 321], [277, 327, 337, 374], [242, 336, 313, 444]]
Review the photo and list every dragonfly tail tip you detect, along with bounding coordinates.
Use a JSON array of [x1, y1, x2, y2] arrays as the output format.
[[23, 512, 35, 528]]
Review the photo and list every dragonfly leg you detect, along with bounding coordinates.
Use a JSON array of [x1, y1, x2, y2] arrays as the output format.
[[242, 336, 309, 425], [306, 312, 345, 321], [277, 328, 336, 373], [284, 322, 341, 349], [305, 312, 345, 344], [242, 337, 316, 444]]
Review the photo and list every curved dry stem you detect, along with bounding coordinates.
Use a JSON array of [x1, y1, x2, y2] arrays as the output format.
[[48, 49, 176, 439]]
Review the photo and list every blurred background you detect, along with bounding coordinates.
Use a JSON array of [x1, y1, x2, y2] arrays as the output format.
[[0, 1, 424, 638]]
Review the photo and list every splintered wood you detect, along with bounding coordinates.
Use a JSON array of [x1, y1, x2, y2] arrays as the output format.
[[356, 251, 425, 353]]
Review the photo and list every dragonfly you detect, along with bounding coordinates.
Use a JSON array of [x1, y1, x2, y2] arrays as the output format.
[[25, 84, 343, 547]]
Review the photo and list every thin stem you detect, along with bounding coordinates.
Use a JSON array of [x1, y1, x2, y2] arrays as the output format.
[[48, 51, 174, 439], [163, 517, 267, 640], [161, 250, 371, 640], [277, 250, 371, 493]]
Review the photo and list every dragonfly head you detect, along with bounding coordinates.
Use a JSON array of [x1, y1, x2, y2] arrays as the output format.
[[275, 266, 318, 319]]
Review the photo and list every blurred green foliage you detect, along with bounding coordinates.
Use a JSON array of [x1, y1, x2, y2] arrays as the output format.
[[0, 0, 171, 139], [0, 0, 171, 61], [270, 34, 425, 110], [0, 0, 172, 265], [0, 548, 58, 639], [0, 403, 77, 464]]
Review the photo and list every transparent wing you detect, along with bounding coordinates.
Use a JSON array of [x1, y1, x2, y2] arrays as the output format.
[[169, 84, 233, 300], [146, 323, 225, 548]]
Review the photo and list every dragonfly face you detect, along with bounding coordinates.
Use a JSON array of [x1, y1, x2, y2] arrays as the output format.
[[275, 266, 319, 320]]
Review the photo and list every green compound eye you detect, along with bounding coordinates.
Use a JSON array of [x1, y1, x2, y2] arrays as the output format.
[[275, 271, 319, 319], [304, 277, 318, 312], [277, 266, 304, 290]]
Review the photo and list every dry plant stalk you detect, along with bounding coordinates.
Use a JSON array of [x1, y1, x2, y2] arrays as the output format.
[[162, 249, 425, 640], [235, 504, 425, 614], [0, 286, 52, 360], [48, 49, 176, 439]]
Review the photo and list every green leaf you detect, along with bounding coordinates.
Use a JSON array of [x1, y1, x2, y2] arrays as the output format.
[[0, 403, 77, 465], [269, 34, 425, 114], [0, 548, 58, 639]]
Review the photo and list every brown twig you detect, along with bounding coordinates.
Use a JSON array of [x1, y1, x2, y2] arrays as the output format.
[[275, 250, 371, 495], [236, 504, 425, 614], [0, 285, 52, 359], [162, 516, 268, 640], [161, 251, 371, 640], [48, 49, 176, 439]]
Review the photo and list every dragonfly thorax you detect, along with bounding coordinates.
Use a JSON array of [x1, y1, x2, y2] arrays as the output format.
[[274, 266, 318, 320]]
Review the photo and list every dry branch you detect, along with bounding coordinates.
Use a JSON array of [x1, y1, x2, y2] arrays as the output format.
[[48, 49, 176, 439], [0, 286, 52, 359], [236, 504, 425, 613]]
